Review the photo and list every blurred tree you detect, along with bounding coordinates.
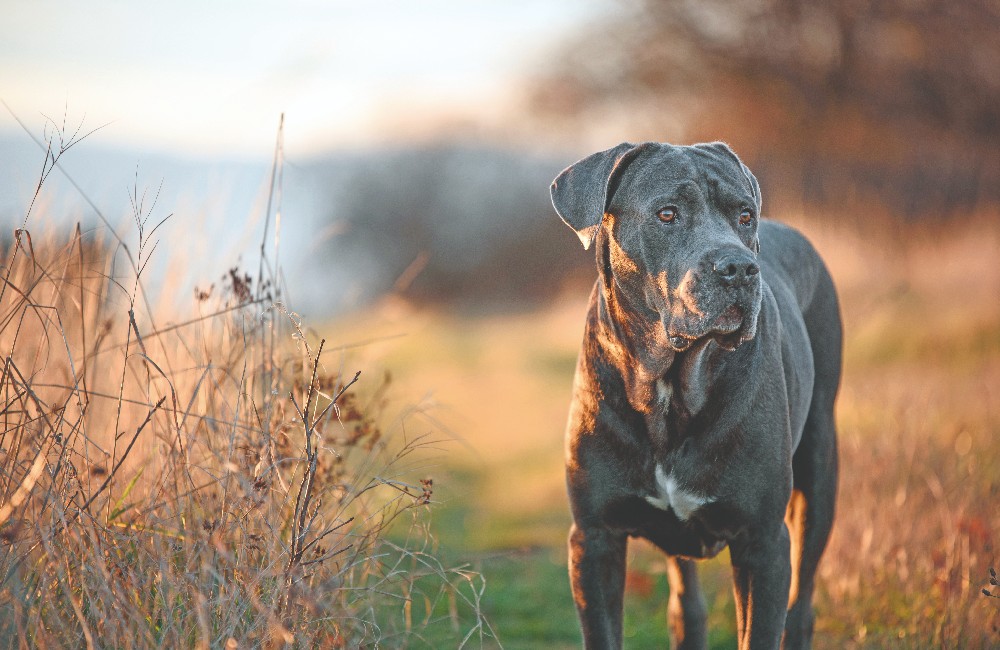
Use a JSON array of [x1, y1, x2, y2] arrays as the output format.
[[316, 144, 590, 307], [531, 0, 1000, 218]]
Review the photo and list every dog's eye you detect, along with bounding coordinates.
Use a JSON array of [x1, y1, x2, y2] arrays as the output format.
[[739, 209, 753, 225], [657, 208, 677, 224]]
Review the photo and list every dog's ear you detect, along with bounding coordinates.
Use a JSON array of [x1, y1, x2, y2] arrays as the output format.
[[697, 141, 763, 215], [550, 142, 645, 250], [697, 141, 764, 253], [738, 157, 763, 254], [740, 160, 762, 216]]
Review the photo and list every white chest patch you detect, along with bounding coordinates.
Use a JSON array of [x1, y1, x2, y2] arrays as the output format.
[[644, 464, 711, 521]]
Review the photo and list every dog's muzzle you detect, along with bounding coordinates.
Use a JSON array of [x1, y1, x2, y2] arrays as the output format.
[[667, 305, 755, 352], [664, 251, 762, 353]]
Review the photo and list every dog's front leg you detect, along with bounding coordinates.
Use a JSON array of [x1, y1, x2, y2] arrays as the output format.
[[568, 523, 628, 649], [729, 523, 792, 650]]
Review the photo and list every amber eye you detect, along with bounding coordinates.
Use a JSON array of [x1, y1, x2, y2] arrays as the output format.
[[657, 207, 678, 223], [739, 209, 753, 225]]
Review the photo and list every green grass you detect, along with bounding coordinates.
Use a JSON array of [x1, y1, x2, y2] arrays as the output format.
[[389, 461, 742, 648]]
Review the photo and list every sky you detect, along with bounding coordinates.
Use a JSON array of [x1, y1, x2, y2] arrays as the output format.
[[1, 0, 607, 159], [1, 1, 611, 314]]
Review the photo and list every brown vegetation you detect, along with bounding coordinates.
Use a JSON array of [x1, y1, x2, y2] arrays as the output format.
[[807, 214, 1000, 646], [0, 153, 492, 647]]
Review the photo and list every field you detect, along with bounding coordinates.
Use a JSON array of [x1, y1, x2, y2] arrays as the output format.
[[325, 214, 1000, 648], [1, 169, 997, 648], [0, 203, 492, 646]]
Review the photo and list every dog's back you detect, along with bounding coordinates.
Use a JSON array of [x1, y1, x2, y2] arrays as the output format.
[[759, 219, 843, 451]]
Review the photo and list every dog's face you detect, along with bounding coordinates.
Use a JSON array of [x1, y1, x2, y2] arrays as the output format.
[[551, 142, 763, 352]]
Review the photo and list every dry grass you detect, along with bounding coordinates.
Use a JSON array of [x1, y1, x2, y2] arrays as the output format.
[[0, 133, 493, 648], [800, 214, 1000, 647]]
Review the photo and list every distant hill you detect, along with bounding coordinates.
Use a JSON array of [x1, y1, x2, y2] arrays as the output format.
[[303, 142, 591, 311], [1, 134, 595, 315]]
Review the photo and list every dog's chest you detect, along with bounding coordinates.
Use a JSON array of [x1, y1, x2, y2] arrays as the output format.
[[642, 379, 713, 521], [644, 463, 712, 521], [643, 378, 681, 435]]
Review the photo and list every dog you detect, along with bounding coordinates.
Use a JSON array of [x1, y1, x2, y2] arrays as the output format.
[[550, 141, 841, 649]]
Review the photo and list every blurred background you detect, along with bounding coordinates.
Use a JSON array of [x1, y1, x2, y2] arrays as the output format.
[[4, 0, 999, 312], [2, 0, 998, 646]]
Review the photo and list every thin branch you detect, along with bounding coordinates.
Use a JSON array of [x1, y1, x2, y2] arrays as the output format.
[[78, 397, 165, 515]]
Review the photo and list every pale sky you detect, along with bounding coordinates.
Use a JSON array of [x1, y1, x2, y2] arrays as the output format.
[[1, 0, 606, 158]]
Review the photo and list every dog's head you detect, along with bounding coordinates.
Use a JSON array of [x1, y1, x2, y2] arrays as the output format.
[[551, 141, 763, 352]]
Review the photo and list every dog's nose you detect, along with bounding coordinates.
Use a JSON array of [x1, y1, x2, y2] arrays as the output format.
[[712, 253, 759, 286]]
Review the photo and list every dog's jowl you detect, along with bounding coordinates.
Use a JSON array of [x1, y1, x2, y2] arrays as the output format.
[[550, 142, 841, 650]]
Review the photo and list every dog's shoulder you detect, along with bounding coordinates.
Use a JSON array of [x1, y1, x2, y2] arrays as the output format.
[[758, 220, 818, 261], [758, 220, 833, 311]]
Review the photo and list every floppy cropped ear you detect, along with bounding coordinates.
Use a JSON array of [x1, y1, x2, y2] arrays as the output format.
[[738, 158, 763, 254], [696, 141, 763, 215], [737, 157, 763, 254], [696, 141, 764, 253], [549, 142, 646, 249], [739, 160, 762, 216]]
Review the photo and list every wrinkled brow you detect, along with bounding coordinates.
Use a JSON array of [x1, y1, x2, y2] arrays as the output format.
[[650, 180, 705, 208]]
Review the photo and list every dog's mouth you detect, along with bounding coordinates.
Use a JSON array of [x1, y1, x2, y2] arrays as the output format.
[[666, 305, 752, 352], [710, 304, 744, 334]]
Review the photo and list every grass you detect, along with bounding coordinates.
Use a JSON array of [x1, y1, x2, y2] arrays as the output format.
[[0, 126, 493, 648], [325, 213, 1000, 647], [3, 120, 997, 647]]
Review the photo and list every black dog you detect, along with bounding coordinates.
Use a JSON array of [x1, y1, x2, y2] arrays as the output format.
[[550, 142, 841, 649]]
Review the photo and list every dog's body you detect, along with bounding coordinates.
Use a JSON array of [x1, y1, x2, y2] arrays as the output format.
[[550, 142, 841, 650]]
